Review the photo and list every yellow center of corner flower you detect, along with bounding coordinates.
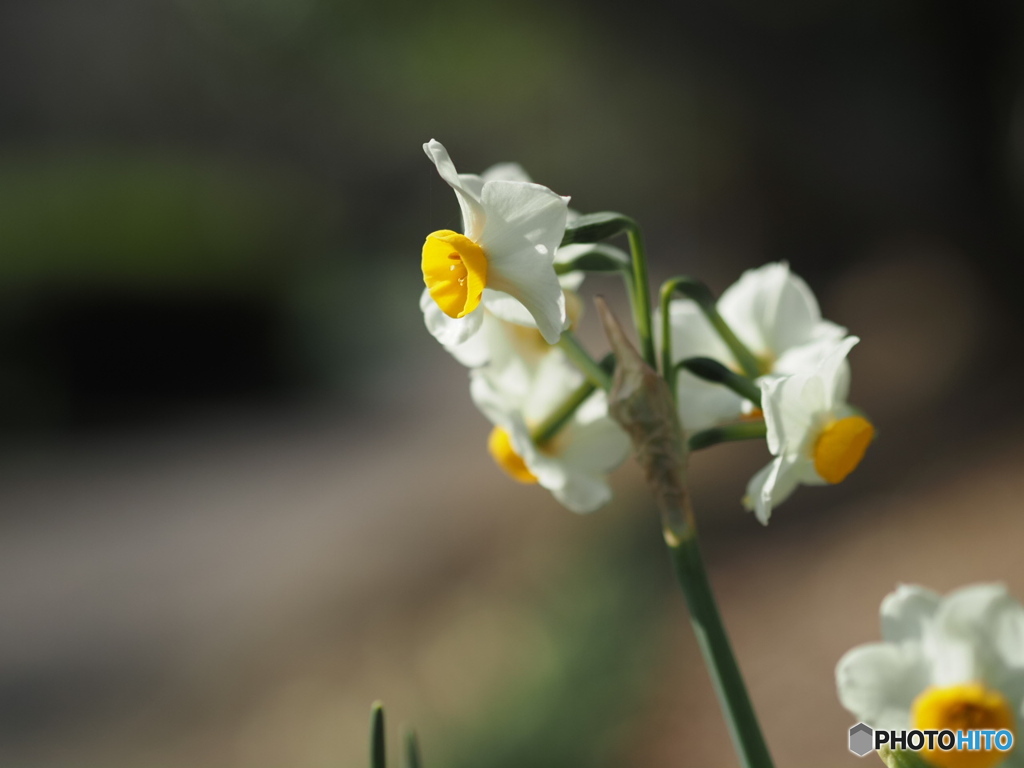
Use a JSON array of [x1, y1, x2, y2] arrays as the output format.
[[912, 683, 1016, 768], [812, 415, 875, 484], [487, 427, 538, 484], [422, 230, 488, 319]]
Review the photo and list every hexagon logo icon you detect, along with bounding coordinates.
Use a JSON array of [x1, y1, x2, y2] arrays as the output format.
[[849, 722, 874, 757]]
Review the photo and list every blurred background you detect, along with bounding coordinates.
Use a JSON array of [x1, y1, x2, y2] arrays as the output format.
[[2, 0, 1024, 765]]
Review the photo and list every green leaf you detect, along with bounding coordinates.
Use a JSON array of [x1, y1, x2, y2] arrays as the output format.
[[676, 357, 761, 406], [403, 729, 423, 768], [662, 276, 716, 311], [560, 212, 634, 246], [554, 243, 630, 275], [688, 421, 767, 451], [370, 701, 386, 768]]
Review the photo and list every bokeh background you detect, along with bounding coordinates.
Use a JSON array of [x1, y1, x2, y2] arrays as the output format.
[[3, 1, 1024, 766]]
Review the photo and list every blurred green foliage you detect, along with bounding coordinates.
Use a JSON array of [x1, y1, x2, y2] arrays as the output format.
[[433, 515, 669, 768], [0, 152, 335, 291]]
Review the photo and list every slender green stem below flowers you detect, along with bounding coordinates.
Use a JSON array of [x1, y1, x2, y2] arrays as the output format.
[[596, 295, 774, 768], [626, 223, 657, 368], [666, 527, 776, 768], [688, 421, 768, 452], [660, 276, 763, 381], [559, 331, 612, 391], [676, 357, 762, 407]]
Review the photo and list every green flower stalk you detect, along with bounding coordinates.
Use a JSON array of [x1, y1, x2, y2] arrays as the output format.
[[596, 297, 775, 768]]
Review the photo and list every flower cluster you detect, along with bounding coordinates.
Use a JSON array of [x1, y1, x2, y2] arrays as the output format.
[[420, 140, 629, 513], [838, 584, 1024, 768], [666, 263, 874, 523], [418, 139, 874, 521]]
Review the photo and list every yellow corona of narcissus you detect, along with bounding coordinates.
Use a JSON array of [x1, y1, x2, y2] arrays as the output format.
[[420, 140, 570, 349], [838, 584, 1024, 768], [744, 335, 874, 523], [469, 351, 630, 514]]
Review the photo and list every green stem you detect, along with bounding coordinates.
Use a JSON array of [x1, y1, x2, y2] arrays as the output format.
[[661, 276, 762, 380], [531, 378, 597, 445], [676, 357, 762, 407], [559, 332, 612, 391], [626, 223, 657, 368], [688, 421, 767, 451], [659, 278, 679, 394], [666, 529, 775, 768]]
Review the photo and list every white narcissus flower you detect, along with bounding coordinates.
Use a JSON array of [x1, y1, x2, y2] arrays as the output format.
[[744, 335, 874, 523], [837, 583, 1024, 768], [470, 352, 630, 514], [420, 140, 570, 347], [422, 157, 587, 369], [667, 262, 847, 432]]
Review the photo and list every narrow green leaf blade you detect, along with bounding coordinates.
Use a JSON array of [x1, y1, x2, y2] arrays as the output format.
[[403, 729, 423, 768], [370, 701, 386, 768], [555, 243, 630, 274], [560, 212, 634, 246]]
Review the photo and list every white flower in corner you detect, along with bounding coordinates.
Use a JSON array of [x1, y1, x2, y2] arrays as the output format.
[[420, 139, 570, 348], [667, 262, 847, 432], [469, 353, 630, 514], [837, 583, 1024, 768], [744, 335, 874, 523]]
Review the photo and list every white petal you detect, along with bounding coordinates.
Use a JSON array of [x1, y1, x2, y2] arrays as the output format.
[[478, 180, 569, 344], [526, 417, 625, 515], [880, 585, 941, 643], [548, 469, 614, 514], [931, 584, 1024, 696], [836, 643, 929, 730], [559, 406, 631, 477], [521, 351, 583, 423], [455, 172, 484, 196], [482, 288, 564, 333], [773, 335, 851, 378], [481, 162, 532, 183], [718, 262, 837, 359], [676, 372, 746, 433], [666, 300, 744, 431], [819, 335, 859, 410], [445, 311, 504, 368], [420, 288, 484, 348], [667, 299, 734, 363], [743, 457, 800, 524], [761, 374, 821, 457], [447, 328, 492, 367], [423, 139, 487, 240], [469, 361, 531, 420]]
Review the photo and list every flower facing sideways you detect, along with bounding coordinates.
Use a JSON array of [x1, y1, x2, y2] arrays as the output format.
[[744, 335, 874, 523], [469, 352, 630, 514], [837, 584, 1024, 768], [421, 140, 570, 348], [667, 262, 847, 432]]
